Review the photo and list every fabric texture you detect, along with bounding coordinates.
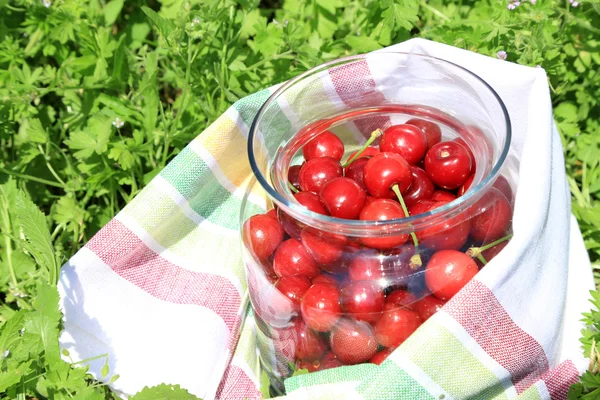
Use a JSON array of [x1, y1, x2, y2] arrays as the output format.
[[57, 38, 593, 400]]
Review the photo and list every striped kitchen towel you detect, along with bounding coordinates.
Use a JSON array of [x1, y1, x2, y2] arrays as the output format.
[[57, 38, 594, 400]]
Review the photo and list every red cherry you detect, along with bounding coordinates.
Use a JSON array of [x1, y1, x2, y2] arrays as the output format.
[[300, 227, 347, 265], [315, 352, 344, 370], [374, 308, 422, 348], [453, 137, 475, 173], [424, 141, 472, 189], [275, 275, 312, 312], [385, 289, 418, 310], [330, 318, 378, 365], [278, 192, 328, 238], [340, 281, 385, 324], [359, 199, 409, 249], [243, 214, 284, 260], [273, 239, 320, 279], [470, 188, 512, 242], [344, 157, 371, 192], [431, 190, 456, 202], [493, 175, 513, 204], [364, 196, 378, 207], [363, 153, 413, 198], [288, 165, 302, 191], [301, 282, 342, 332], [380, 124, 428, 165], [458, 175, 475, 197], [299, 157, 343, 193], [369, 348, 394, 365], [413, 295, 446, 321], [416, 201, 472, 251], [319, 177, 366, 219], [303, 131, 345, 161], [266, 209, 278, 220], [404, 167, 434, 207], [294, 320, 327, 362], [347, 146, 380, 161], [408, 199, 437, 217], [405, 118, 442, 151], [312, 273, 339, 287], [297, 359, 320, 372], [348, 251, 386, 282], [425, 250, 478, 300], [477, 241, 509, 267]]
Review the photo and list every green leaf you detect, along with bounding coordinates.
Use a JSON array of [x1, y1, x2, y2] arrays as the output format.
[[130, 383, 202, 400], [0, 311, 25, 356], [25, 118, 49, 144], [0, 361, 32, 392], [23, 283, 62, 367], [65, 114, 112, 159], [346, 35, 382, 53], [103, 0, 125, 26], [141, 7, 176, 40], [260, 370, 270, 399], [111, 36, 129, 87]]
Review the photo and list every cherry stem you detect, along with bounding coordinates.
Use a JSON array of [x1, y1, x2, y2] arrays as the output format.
[[288, 181, 299, 193], [477, 254, 488, 265], [341, 128, 383, 168], [466, 234, 513, 258], [391, 184, 421, 269]]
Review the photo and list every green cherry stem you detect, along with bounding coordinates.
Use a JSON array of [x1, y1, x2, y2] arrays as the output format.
[[466, 234, 513, 259], [341, 128, 383, 168], [288, 181, 299, 194], [391, 183, 422, 269], [477, 254, 488, 265]]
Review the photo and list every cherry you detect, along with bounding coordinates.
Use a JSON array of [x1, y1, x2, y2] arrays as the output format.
[[374, 307, 422, 348], [312, 273, 339, 287], [330, 318, 378, 365], [320, 177, 366, 219], [346, 146, 380, 161], [242, 214, 284, 260], [413, 295, 446, 321], [296, 359, 320, 372], [363, 153, 413, 198], [385, 289, 418, 310], [404, 166, 434, 207], [424, 141, 472, 190], [294, 320, 327, 362], [344, 157, 371, 192], [288, 165, 302, 191], [453, 137, 475, 174], [380, 124, 428, 165], [340, 281, 385, 324], [275, 275, 312, 312], [431, 190, 456, 202], [416, 201, 472, 251], [369, 348, 394, 365], [457, 175, 475, 197], [476, 240, 509, 267], [405, 118, 442, 151], [493, 175, 513, 204], [425, 250, 478, 300], [273, 239, 320, 279], [301, 282, 342, 332], [278, 191, 328, 238], [266, 209, 278, 220], [315, 352, 344, 370], [470, 188, 512, 242], [299, 157, 343, 193], [303, 131, 345, 161], [348, 251, 387, 282], [300, 227, 347, 265], [364, 196, 378, 207], [359, 199, 409, 249], [408, 200, 437, 217]]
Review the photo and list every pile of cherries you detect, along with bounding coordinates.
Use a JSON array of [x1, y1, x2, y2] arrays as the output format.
[[243, 118, 513, 374]]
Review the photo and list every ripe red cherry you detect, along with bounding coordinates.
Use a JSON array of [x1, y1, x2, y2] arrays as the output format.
[[470, 188, 512, 242], [315, 352, 344, 370], [405, 118, 442, 151], [359, 199, 409, 249], [369, 348, 394, 365], [431, 190, 456, 202], [344, 157, 371, 191], [424, 141, 472, 190], [301, 282, 342, 332], [266, 209, 277, 220], [416, 201, 472, 251], [457, 175, 475, 197], [293, 321, 328, 362], [385, 289, 418, 310], [340, 281, 385, 324], [242, 214, 284, 260], [404, 166, 434, 207], [330, 318, 378, 365], [425, 250, 478, 300], [273, 239, 320, 279], [288, 165, 302, 191], [299, 157, 343, 193], [364, 196, 377, 207], [312, 273, 339, 287], [300, 227, 347, 265], [477, 241, 509, 267], [493, 175, 513, 204], [320, 177, 366, 219], [347, 146, 380, 161], [279, 191, 328, 238], [408, 199, 437, 217], [380, 124, 428, 165], [363, 153, 413, 198], [275, 275, 312, 312], [374, 307, 422, 348], [453, 137, 475, 174], [302, 130, 345, 161], [348, 251, 386, 282], [413, 295, 446, 321]]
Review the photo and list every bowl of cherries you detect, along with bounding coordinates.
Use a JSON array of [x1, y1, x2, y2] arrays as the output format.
[[240, 52, 513, 395]]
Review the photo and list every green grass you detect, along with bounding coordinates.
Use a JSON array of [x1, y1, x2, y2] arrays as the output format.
[[0, 0, 599, 398]]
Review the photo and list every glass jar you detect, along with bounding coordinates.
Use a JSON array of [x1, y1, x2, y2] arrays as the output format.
[[240, 52, 514, 396]]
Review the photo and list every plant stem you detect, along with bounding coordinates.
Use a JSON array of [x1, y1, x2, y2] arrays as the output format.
[[477, 254, 488, 265], [0, 167, 65, 188], [0, 188, 18, 288], [466, 234, 513, 258], [38, 145, 67, 187], [71, 353, 109, 365], [391, 184, 422, 268], [342, 129, 383, 168], [288, 181, 299, 193]]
